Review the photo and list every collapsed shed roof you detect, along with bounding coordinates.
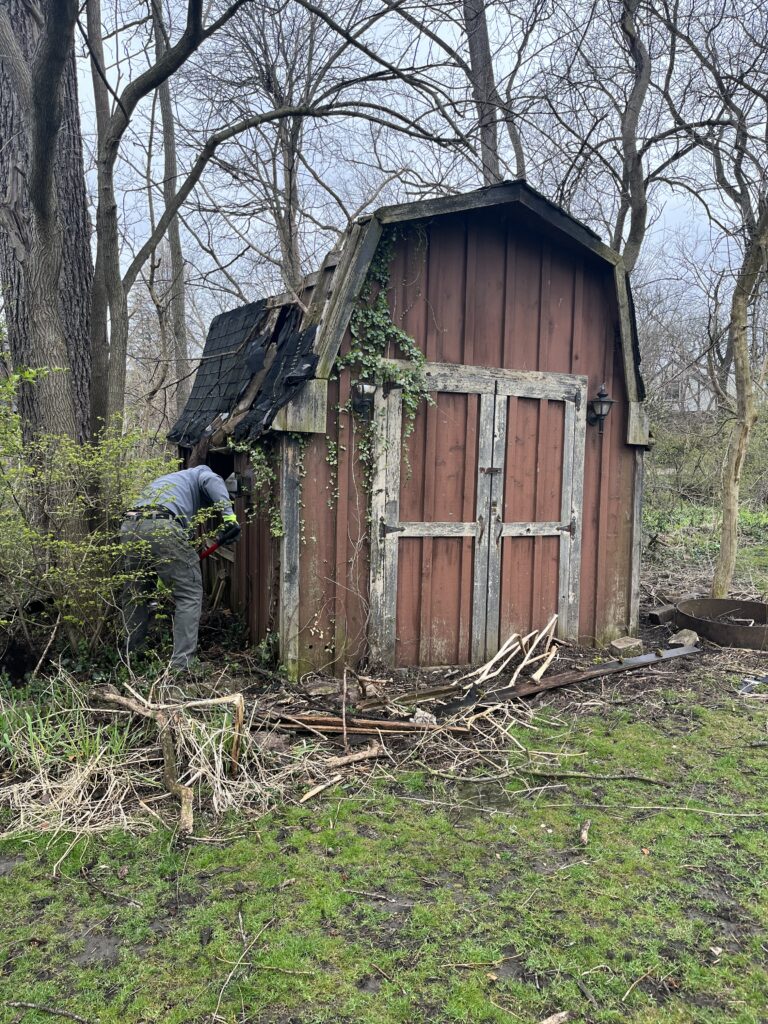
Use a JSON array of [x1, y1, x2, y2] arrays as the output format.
[[168, 300, 317, 446]]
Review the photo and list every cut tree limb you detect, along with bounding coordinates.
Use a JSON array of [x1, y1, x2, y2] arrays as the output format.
[[91, 685, 194, 835], [326, 742, 386, 768], [256, 710, 470, 736], [230, 693, 245, 779]]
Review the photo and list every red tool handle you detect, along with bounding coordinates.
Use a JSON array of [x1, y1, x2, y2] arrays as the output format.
[[199, 540, 221, 561]]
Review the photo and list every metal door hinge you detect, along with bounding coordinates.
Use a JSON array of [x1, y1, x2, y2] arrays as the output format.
[[379, 518, 405, 539], [558, 513, 577, 536]]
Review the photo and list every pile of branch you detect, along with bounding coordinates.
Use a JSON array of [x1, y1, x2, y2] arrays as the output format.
[[90, 684, 249, 836], [0, 620, 702, 839], [359, 615, 560, 713]]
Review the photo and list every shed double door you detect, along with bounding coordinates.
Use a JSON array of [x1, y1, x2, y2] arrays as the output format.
[[369, 362, 588, 666]]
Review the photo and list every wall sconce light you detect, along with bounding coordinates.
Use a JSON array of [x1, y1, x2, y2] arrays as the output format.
[[587, 382, 615, 434], [351, 380, 376, 419]]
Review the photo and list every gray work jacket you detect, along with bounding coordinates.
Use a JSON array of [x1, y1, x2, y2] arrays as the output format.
[[133, 467, 234, 530]]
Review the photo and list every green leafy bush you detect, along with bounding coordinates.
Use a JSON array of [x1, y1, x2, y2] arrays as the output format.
[[0, 371, 177, 665]]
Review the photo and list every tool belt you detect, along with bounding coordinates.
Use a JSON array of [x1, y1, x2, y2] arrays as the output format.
[[123, 507, 177, 522]]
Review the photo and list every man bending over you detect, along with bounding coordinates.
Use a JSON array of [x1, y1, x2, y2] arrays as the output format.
[[120, 466, 241, 669]]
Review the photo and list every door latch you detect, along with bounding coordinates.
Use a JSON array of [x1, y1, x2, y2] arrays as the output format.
[[479, 466, 501, 475]]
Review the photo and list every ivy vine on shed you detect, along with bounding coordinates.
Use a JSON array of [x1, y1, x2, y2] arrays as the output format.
[[335, 226, 431, 482]]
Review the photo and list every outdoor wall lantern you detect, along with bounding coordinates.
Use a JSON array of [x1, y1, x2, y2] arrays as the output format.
[[351, 381, 376, 420], [587, 382, 615, 434]]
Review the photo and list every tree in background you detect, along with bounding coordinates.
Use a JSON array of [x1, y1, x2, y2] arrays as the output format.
[[656, 0, 768, 596], [151, 0, 191, 417]]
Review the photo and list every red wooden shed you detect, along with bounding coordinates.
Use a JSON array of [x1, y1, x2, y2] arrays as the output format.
[[170, 181, 648, 677]]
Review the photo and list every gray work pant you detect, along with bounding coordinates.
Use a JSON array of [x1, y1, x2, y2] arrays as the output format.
[[120, 517, 203, 669]]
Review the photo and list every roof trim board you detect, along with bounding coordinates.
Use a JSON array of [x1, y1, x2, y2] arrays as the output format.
[[313, 217, 383, 380], [375, 180, 620, 267]]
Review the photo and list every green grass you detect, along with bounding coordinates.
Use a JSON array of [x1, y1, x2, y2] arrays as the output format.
[[643, 500, 768, 592], [1, 671, 768, 1023]]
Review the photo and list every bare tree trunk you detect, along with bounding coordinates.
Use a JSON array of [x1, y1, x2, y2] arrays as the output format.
[[613, 0, 651, 274], [0, 0, 91, 440], [462, 0, 501, 186], [712, 209, 767, 597], [152, 0, 190, 416], [277, 120, 304, 293], [57, 51, 93, 439], [86, 0, 113, 434], [0, 0, 81, 439]]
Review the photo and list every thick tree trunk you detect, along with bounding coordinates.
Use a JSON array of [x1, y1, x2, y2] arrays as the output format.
[[462, 0, 501, 186], [25, 217, 78, 436], [0, 0, 92, 441], [57, 54, 93, 439]]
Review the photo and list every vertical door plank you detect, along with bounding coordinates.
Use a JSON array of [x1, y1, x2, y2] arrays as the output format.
[[459, 393, 479, 662], [279, 435, 301, 678], [471, 391, 496, 663], [485, 388, 507, 657], [567, 387, 587, 637], [368, 388, 388, 662], [383, 390, 403, 664], [417, 397, 439, 664]]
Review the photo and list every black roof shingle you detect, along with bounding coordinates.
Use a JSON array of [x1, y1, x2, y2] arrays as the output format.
[[168, 299, 317, 445]]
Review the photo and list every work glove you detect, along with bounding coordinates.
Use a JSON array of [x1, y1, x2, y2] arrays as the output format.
[[217, 514, 241, 546]]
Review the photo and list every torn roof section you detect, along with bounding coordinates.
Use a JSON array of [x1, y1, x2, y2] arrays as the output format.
[[168, 299, 318, 446]]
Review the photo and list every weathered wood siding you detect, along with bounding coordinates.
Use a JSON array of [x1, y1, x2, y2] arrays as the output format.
[[247, 203, 638, 672], [380, 207, 635, 651]]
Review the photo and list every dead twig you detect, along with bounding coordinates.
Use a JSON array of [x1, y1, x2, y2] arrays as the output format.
[[30, 613, 61, 680], [622, 968, 654, 1002], [213, 918, 274, 1019], [325, 742, 385, 768], [520, 768, 672, 787], [299, 774, 343, 804], [372, 962, 407, 996], [5, 1003, 91, 1024]]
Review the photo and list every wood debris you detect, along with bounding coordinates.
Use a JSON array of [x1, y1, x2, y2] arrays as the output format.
[[325, 741, 386, 768], [254, 710, 471, 737], [299, 774, 343, 804], [359, 615, 561, 713]]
